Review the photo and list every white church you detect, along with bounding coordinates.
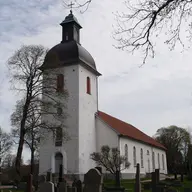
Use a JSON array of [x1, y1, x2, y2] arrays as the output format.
[[39, 11, 167, 179]]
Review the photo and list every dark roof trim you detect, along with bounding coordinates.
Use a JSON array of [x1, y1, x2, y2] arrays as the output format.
[[39, 60, 101, 76]]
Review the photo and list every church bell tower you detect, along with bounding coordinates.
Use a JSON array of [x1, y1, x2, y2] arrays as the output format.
[[39, 10, 101, 177]]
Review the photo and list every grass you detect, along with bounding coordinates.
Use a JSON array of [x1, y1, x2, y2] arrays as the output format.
[[104, 178, 192, 192]]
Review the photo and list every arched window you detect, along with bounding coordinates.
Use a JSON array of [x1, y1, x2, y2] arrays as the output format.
[[55, 127, 62, 146], [141, 148, 144, 168], [147, 150, 149, 155], [125, 144, 128, 165], [152, 151, 155, 170], [133, 146, 136, 167], [162, 154, 165, 170], [57, 74, 64, 92], [158, 153, 160, 169], [86, 77, 91, 94]]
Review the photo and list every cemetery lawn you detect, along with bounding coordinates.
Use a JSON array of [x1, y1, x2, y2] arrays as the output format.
[[104, 179, 192, 192]]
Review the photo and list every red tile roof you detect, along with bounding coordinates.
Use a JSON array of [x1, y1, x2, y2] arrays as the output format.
[[97, 111, 166, 150]]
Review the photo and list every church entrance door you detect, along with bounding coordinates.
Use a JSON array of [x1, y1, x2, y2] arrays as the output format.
[[55, 152, 63, 174]]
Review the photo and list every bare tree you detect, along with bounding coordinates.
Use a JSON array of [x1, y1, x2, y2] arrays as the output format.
[[8, 45, 68, 180], [113, 0, 192, 63], [90, 145, 130, 187], [0, 127, 12, 167]]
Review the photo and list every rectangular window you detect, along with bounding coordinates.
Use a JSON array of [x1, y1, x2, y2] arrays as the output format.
[[57, 74, 64, 92], [55, 127, 62, 147], [87, 77, 91, 94]]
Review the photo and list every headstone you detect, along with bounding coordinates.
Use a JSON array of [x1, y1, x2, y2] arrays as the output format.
[[39, 182, 54, 192], [46, 172, 52, 182], [58, 180, 67, 192], [25, 174, 33, 192], [84, 168, 103, 192], [134, 163, 141, 192], [67, 186, 77, 192], [152, 172, 157, 192], [155, 169, 160, 183], [72, 180, 82, 192], [38, 175, 46, 184]]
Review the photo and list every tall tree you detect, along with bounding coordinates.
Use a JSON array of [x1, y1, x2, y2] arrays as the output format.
[[8, 45, 68, 179], [154, 125, 191, 174], [90, 145, 130, 187]]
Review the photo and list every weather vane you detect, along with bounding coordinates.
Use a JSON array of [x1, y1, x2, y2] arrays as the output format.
[[68, 1, 75, 13]]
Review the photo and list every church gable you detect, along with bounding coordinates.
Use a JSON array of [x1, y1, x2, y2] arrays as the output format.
[[97, 111, 166, 150]]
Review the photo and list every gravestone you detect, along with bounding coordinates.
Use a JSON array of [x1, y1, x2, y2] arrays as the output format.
[[155, 169, 160, 183], [46, 172, 52, 182], [134, 163, 141, 192], [72, 180, 82, 192], [39, 182, 54, 192], [58, 180, 67, 192], [84, 168, 103, 192], [67, 186, 77, 192], [152, 172, 157, 192], [38, 175, 46, 184]]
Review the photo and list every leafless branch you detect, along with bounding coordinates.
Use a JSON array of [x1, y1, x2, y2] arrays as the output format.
[[114, 0, 192, 63], [62, 0, 92, 13]]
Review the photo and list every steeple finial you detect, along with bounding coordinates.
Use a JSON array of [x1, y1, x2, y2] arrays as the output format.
[[68, 2, 75, 13]]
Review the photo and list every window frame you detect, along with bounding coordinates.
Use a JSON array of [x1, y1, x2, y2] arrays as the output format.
[[86, 76, 91, 94], [57, 74, 64, 92], [133, 146, 136, 167], [140, 148, 144, 168]]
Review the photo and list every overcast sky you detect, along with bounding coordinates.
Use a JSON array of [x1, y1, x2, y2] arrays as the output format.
[[1, 0, 192, 160]]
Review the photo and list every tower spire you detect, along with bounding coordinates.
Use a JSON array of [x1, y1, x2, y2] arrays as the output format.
[[68, 1, 75, 14]]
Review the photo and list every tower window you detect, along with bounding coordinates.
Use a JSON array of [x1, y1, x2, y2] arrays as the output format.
[[57, 74, 64, 92], [55, 127, 62, 146], [86, 77, 91, 94]]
